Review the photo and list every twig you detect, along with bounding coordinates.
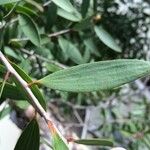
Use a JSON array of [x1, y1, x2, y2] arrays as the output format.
[[0, 51, 68, 147], [81, 108, 91, 138], [10, 29, 72, 43], [0, 71, 10, 99], [48, 29, 72, 38], [20, 48, 67, 69]]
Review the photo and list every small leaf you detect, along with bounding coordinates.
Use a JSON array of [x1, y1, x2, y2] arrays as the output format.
[[74, 139, 113, 146], [0, 82, 25, 101], [52, 133, 69, 150], [94, 25, 122, 52], [47, 121, 69, 150], [51, 0, 75, 13], [0, 106, 11, 119], [18, 13, 41, 47], [57, 8, 81, 22], [0, 0, 20, 5], [58, 37, 83, 64], [39, 59, 150, 92], [84, 38, 100, 56], [14, 119, 40, 150], [11, 62, 46, 110], [46, 63, 62, 73], [81, 0, 90, 17], [73, 17, 92, 31]]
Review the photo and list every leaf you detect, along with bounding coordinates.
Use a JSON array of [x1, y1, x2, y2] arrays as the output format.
[[4, 46, 20, 60], [14, 119, 40, 150], [39, 59, 150, 92], [81, 0, 90, 17], [94, 25, 122, 52], [51, 0, 75, 13], [46, 63, 62, 73], [57, 8, 82, 22], [18, 12, 41, 47], [0, 82, 25, 101], [0, 0, 20, 5], [52, 133, 69, 150], [11, 62, 46, 110], [73, 17, 92, 30], [45, 3, 57, 29], [47, 121, 69, 150], [84, 38, 100, 56], [74, 139, 113, 146], [0, 106, 11, 119], [58, 37, 83, 64]]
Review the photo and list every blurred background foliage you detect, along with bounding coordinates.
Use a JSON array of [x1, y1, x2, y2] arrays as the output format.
[[0, 0, 150, 150]]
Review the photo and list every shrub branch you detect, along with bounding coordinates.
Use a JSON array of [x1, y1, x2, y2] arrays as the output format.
[[0, 51, 68, 147]]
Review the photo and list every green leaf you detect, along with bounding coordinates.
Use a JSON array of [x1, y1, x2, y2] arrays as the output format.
[[57, 8, 82, 22], [11, 62, 46, 110], [94, 25, 122, 52], [0, 0, 20, 5], [18, 13, 41, 47], [74, 139, 113, 146], [14, 119, 40, 150], [84, 38, 100, 56], [46, 63, 62, 73], [51, 0, 75, 13], [0, 82, 25, 101], [81, 0, 90, 18], [0, 106, 11, 119], [39, 59, 150, 92], [52, 133, 69, 150], [58, 37, 83, 64]]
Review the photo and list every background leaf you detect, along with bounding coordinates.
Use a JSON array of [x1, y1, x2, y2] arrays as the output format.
[[0, 82, 25, 101], [14, 119, 40, 150], [18, 13, 41, 47], [11, 62, 46, 110], [0, 0, 20, 5], [74, 138, 113, 146], [39, 59, 150, 92], [58, 37, 83, 64], [81, 0, 90, 18], [51, 0, 76, 13], [57, 8, 81, 22], [94, 25, 122, 52]]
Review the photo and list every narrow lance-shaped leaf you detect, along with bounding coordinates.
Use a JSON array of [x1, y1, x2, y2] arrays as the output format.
[[11, 62, 46, 110], [81, 0, 90, 17], [0, 0, 20, 5], [18, 13, 41, 47], [74, 139, 113, 146], [57, 8, 82, 22], [94, 25, 122, 52], [39, 59, 150, 92], [47, 121, 69, 150], [58, 37, 83, 64], [0, 82, 25, 101], [52, 133, 69, 150], [51, 0, 75, 13], [14, 119, 40, 150]]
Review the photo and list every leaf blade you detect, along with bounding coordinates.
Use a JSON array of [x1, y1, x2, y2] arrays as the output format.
[[18, 13, 41, 47], [51, 0, 75, 13], [0, 0, 20, 5], [94, 25, 122, 52], [14, 119, 40, 150], [11, 62, 46, 110], [39, 59, 150, 92], [74, 139, 113, 146]]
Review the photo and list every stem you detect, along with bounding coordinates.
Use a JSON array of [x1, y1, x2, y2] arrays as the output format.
[[0, 51, 68, 147], [0, 71, 10, 99]]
